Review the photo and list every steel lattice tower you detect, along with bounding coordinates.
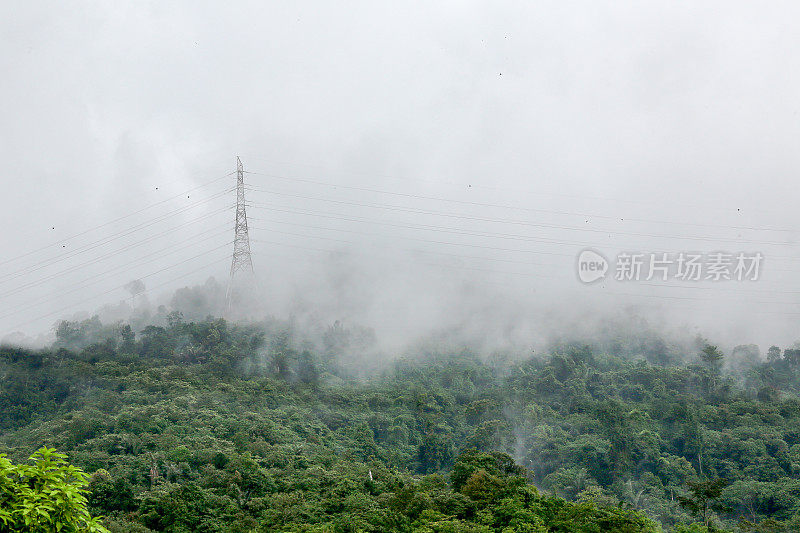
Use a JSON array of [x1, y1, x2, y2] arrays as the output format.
[[225, 157, 255, 312]]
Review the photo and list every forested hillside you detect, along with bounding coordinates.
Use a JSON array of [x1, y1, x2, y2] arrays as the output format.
[[2, 314, 800, 532]]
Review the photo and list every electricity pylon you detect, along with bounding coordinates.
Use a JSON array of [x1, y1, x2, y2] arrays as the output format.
[[225, 156, 255, 314]]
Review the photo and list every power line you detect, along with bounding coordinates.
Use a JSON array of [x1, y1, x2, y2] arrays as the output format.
[[248, 207, 592, 251], [242, 155, 793, 220], [245, 203, 800, 271], [246, 206, 800, 267], [0, 191, 232, 284], [248, 218, 795, 273], [251, 224, 570, 258], [0, 210, 230, 299], [243, 189, 796, 247], [243, 169, 797, 234], [0, 226, 231, 319], [0, 171, 234, 269]]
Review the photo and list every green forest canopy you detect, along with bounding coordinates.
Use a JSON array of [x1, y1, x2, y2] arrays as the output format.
[[2, 313, 800, 532]]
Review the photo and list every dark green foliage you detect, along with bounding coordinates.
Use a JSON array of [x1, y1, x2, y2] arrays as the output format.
[[2, 316, 800, 531], [701, 345, 724, 371], [678, 478, 730, 528]]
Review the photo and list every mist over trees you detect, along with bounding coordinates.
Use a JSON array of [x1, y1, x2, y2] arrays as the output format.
[[2, 281, 800, 531]]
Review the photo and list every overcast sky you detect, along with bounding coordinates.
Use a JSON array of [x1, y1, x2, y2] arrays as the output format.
[[1, 2, 799, 351]]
